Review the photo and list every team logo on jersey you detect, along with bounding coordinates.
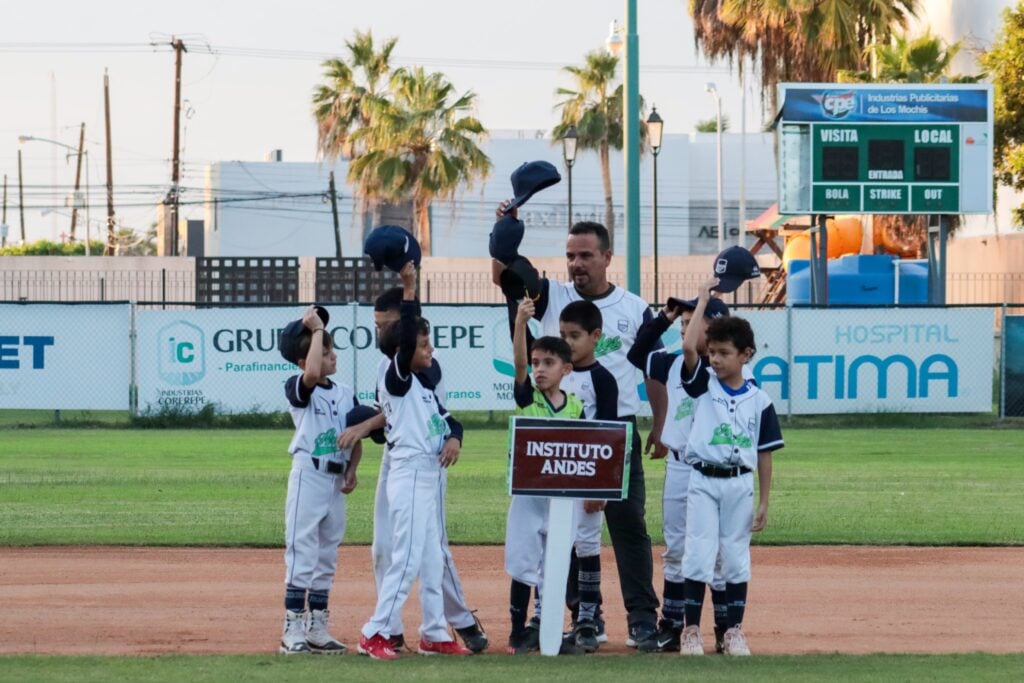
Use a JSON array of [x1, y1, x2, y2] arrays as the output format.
[[617, 319, 629, 333], [594, 335, 622, 358], [674, 398, 694, 421], [313, 428, 338, 456], [708, 423, 752, 448], [158, 320, 205, 386], [427, 413, 447, 438]]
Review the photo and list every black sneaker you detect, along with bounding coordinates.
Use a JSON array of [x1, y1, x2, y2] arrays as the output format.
[[507, 625, 540, 655], [387, 633, 407, 652], [627, 621, 658, 650], [574, 619, 600, 653], [714, 626, 725, 654], [595, 616, 608, 643], [455, 614, 489, 653], [638, 619, 681, 653]]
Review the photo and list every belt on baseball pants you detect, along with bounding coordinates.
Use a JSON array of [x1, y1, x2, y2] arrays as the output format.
[[671, 449, 682, 461], [310, 457, 345, 475], [692, 461, 752, 478]]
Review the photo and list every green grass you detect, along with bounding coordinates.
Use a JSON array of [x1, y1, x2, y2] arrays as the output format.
[[0, 654, 1022, 683], [1, 428, 1023, 547]]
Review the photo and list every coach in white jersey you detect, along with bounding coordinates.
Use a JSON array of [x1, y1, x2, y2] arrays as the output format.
[[491, 203, 667, 648]]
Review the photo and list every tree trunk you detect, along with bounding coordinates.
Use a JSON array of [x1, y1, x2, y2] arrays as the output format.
[[414, 195, 432, 255], [599, 142, 614, 252]]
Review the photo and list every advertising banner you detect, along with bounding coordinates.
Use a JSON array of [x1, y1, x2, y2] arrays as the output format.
[[134, 305, 993, 415], [1004, 316, 1024, 417], [781, 85, 989, 123], [508, 417, 632, 499], [0, 303, 130, 409]]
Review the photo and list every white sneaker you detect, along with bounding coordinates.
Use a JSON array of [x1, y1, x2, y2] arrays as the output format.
[[722, 627, 751, 656], [280, 610, 311, 655], [678, 624, 704, 656], [306, 608, 347, 654]]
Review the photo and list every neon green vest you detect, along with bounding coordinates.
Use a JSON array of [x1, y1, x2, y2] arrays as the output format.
[[515, 386, 584, 419]]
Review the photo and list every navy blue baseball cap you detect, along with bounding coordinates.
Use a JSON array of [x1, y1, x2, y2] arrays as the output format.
[[489, 214, 525, 265], [345, 404, 386, 445], [713, 246, 761, 293], [364, 225, 422, 273], [667, 296, 730, 319], [279, 306, 330, 364], [499, 255, 541, 301], [504, 160, 561, 213]]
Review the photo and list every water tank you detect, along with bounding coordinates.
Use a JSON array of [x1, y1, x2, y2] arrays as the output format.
[[787, 255, 928, 305]]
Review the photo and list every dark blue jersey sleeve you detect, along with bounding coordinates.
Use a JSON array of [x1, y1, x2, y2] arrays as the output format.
[[681, 355, 711, 398], [627, 310, 669, 374], [645, 351, 676, 385], [284, 374, 314, 408], [591, 363, 620, 421], [384, 300, 419, 396], [757, 403, 785, 452], [513, 377, 534, 408]]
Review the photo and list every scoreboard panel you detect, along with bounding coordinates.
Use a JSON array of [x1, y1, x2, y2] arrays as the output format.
[[778, 84, 993, 215]]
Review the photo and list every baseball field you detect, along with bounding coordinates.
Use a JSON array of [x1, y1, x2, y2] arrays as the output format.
[[2, 419, 1024, 681]]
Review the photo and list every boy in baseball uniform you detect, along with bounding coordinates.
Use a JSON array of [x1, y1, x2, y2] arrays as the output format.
[[339, 287, 487, 653], [506, 298, 584, 654], [677, 279, 784, 656], [626, 294, 745, 653], [558, 300, 618, 652], [358, 263, 472, 660], [278, 305, 362, 655]]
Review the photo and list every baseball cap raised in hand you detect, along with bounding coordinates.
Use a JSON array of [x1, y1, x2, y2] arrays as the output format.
[[712, 246, 761, 293]]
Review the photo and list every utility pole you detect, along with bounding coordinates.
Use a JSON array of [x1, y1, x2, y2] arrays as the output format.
[[2, 174, 7, 248], [168, 38, 186, 256], [18, 149, 26, 242], [329, 171, 342, 258], [70, 122, 85, 241], [104, 69, 116, 255]]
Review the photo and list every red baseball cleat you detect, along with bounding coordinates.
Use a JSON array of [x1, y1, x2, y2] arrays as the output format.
[[358, 633, 399, 661], [418, 638, 472, 656]]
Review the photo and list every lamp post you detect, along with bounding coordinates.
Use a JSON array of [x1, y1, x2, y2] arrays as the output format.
[[562, 125, 578, 232], [18, 133, 92, 255], [705, 83, 724, 254], [647, 107, 663, 305], [607, 3, 640, 296]]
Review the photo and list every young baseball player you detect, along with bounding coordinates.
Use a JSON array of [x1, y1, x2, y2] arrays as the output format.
[[626, 294, 743, 653], [558, 300, 618, 652], [506, 298, 584, 655], [677, 278, 784, 656], [339, 287, 488, 654], [278, 305, 362, 655], [358, 263, 472, 660]]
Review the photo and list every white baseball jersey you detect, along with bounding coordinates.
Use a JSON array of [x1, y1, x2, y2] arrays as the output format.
[[682, 356, 783, 470], [285, 376, 358, 465], [537, 279, 657, 417]]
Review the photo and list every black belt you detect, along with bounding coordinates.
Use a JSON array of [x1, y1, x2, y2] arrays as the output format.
[[692, 462, 751, 478], [311, 457, 345, 474], [671, 449, 682, 461]]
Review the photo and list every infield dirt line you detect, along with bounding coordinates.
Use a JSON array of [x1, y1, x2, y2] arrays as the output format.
[[1, 545, 1022, 656]]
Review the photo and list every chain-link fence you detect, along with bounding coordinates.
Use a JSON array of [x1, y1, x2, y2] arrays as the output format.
[[3, 300, 1021, 418]]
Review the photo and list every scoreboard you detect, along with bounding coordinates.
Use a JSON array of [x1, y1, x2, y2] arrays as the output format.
[[778, 84, 993, 215]]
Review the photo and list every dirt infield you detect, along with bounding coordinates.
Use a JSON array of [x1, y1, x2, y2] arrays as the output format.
[[2, 545, 1023, 656]]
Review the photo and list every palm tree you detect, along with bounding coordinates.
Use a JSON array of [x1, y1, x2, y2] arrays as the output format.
[[553, 50, 647, 250], [689, 0, 920, 112], [839, 28, 977, 83], [313, 30, 397, 234], [349, 67, 491, 254]]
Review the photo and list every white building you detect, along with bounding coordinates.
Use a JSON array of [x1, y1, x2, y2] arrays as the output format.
[[203, 131, 777, 258]]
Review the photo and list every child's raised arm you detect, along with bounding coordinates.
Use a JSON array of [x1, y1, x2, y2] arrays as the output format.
[[512, 298, 535, 386], [683, 278, 718, 375]]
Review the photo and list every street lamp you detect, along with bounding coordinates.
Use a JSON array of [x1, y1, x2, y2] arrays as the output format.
[[705, 83, 724, 254], [606, 20, 624, 55], [562, 125, 578, 232], [647, 107, 664, 304], [19, 132, 92, 255]]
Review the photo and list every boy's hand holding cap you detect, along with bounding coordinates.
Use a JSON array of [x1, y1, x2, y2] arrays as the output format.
[[279, 305, 329, 364]]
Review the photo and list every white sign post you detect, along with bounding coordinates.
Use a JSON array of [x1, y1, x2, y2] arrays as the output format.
[[539, 498, 575, 656]]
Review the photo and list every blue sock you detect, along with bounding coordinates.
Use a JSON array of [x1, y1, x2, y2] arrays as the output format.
[[682, 579, 706, 627], [578, 554, 602, 622], [308, 589, 329, 612], [662, 579, 686, 628], [284, 585, 306, 612], [725, 582, 748, 629]]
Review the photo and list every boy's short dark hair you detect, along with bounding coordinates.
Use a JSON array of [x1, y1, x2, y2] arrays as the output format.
[[379, 316, 430, 358], [296, 328, 334, 362], [530, 336, 572, 365], [559, 300, 603, 334], [706, 316, 756, 356], [569, 221, 611, 252], [374, 287, 421, 316]]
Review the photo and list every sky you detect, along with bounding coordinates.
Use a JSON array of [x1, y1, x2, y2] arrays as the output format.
[[0, 0, 764, 243]]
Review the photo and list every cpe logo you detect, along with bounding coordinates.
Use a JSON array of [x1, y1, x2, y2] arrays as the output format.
[[818, 91, 856, 119], [158, 321, 205, 385]]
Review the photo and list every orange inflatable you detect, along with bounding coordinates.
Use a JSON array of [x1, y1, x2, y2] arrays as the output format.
[[781, 216, 864, 271]]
